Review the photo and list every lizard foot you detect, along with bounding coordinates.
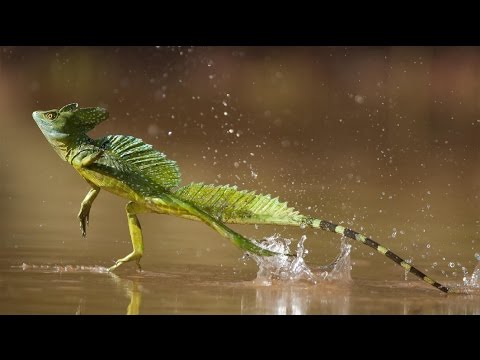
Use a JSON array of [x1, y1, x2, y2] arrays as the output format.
[[108, 251, 143, 272], [78, 205, 91, 238]]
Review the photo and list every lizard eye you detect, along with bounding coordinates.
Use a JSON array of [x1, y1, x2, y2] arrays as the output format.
[[45, 112, 57, 120]]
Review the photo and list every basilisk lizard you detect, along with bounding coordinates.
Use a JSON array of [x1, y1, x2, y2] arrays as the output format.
[[32, 103, 449, 293]]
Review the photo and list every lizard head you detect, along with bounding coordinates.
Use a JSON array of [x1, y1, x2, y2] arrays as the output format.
[[32, 103, 109, 141]]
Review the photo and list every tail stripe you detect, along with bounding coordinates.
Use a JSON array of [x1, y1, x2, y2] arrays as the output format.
[[317, 219, 449, 293]]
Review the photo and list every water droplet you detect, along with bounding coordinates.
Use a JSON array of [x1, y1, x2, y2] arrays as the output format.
[[449, 262, 455, 268], [354, 95, 365, 104], [281, 140, 290, 148]]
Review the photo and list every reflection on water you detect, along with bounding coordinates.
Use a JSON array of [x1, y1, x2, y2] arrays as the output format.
[[109, 274, 142, 315], [242, 282, 352, 315], [14, 264, 143, 314], [1, 254, 479, 314], [1, 194, 480, 314]]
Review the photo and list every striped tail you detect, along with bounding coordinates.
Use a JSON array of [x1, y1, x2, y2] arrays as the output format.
[[309, 218, 449, 293], [169, 183, 448, 293]]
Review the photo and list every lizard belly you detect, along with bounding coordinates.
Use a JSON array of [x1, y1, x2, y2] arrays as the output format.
[[78, 168, 143, 203]]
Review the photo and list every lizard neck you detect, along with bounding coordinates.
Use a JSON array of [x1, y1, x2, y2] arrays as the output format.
[[47, 133, 94, 162]]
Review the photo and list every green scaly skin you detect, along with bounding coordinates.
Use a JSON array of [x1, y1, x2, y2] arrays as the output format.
[[32, 103, 449, 293]]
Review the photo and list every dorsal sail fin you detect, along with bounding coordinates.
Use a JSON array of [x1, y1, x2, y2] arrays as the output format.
[[99, 135, 181, 189], [174, 182, 302, 225]]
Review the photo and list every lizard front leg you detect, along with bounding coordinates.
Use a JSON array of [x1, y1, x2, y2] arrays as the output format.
[[78, 186, 100, 237], [70, 145, 105, 169], [79, 150, 104, 167], [69, 147, 103, 237]]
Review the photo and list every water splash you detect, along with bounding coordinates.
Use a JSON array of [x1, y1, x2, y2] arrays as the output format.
[[14, 263, 109, 274], [317, 237, 352, 282], [462, 253, 480, 289], [245, 234, 352, 285]]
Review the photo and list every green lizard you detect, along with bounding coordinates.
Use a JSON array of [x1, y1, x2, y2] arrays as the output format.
[[32, 103, 449, 293]]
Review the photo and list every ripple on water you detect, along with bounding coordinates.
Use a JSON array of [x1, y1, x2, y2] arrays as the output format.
[[13, 263, 110, 274]]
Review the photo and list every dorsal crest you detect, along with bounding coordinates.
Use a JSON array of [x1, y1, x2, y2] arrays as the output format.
[[99, 135, 181, 189]]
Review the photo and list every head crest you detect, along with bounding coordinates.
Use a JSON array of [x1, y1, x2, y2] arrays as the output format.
[[59, 103, 79, 113], [32, 103, 109, 136]]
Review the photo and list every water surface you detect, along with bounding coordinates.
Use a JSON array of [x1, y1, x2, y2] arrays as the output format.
[[1, 46, 480, 314]]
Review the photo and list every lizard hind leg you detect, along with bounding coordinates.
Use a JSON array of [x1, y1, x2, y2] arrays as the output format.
[[108, 202, 150, 272]]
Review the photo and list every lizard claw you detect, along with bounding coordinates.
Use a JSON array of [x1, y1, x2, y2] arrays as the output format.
[[78, 205, 91, 238], [108, 252, 143, 272], [108, 260, 123, 272]]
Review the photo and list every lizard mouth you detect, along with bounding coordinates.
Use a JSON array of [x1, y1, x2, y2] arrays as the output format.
[[32, 111, 45, 124], [32, 110, 54, 126]]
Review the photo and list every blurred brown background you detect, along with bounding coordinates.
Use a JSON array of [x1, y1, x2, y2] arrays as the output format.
[[0, 46, 479, 282]]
